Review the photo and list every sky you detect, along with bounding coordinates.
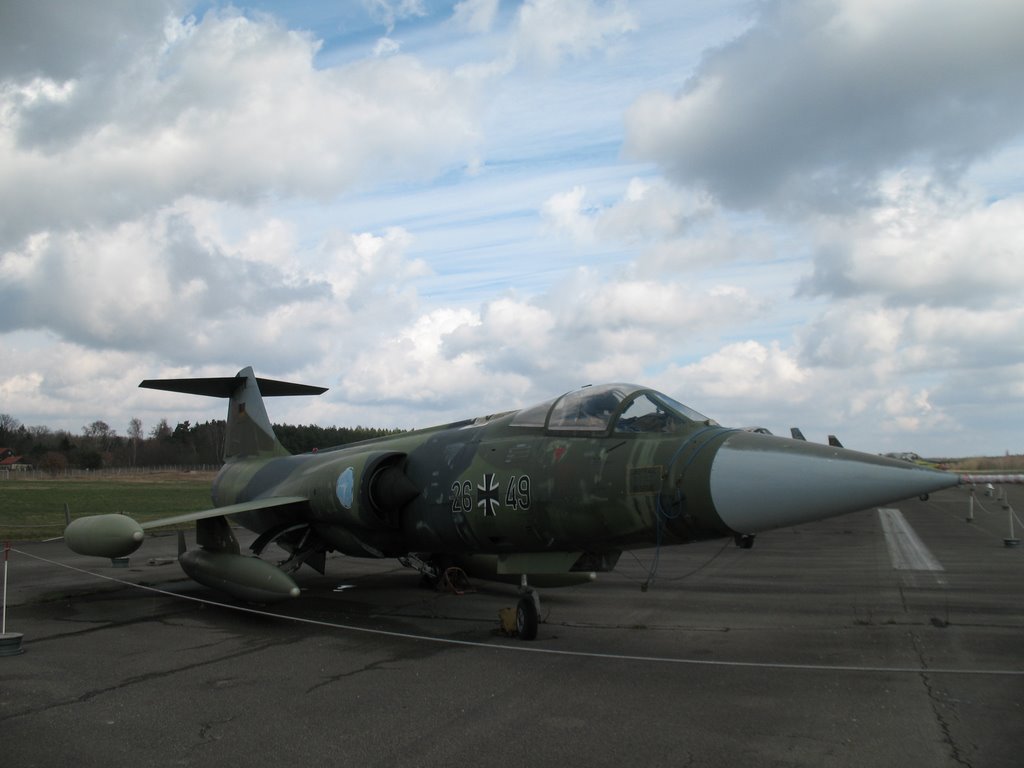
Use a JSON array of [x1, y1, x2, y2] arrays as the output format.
[[1, 0, 1023, 457]]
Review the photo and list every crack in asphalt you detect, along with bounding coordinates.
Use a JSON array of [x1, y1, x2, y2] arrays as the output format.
[[304, 656, 401, 695], [0, 634, 302, 724], [909, 631, 973, 768], [22, 608, 199, 643]]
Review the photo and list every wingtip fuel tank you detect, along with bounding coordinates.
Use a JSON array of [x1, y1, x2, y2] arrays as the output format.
[[64, 514, 145, 559]]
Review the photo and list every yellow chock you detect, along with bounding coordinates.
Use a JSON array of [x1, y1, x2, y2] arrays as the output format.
[[498, 607, 517, 635]]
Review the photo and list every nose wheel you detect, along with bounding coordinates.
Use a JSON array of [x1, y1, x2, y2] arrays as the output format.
[[516, 596, 539, 640], [516, 575, 541, 640]]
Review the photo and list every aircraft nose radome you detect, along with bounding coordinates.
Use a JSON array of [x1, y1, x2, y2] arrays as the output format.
[[708, 432, 959, 534]]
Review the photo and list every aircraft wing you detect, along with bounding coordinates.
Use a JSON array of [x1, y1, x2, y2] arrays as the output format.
[[138, 496, 310, 530], [64, 495, 310, 560]]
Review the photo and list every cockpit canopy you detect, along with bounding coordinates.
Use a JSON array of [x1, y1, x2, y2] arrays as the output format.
[[510, 383, 716, 434]]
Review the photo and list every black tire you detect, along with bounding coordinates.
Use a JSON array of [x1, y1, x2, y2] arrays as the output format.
[[516, 597, 539, 641]]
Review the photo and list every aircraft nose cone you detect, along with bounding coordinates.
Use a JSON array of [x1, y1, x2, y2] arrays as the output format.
[[708, 432, 959, 534]]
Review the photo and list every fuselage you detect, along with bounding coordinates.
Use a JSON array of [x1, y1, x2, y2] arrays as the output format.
[[207, 382, 959, 564]]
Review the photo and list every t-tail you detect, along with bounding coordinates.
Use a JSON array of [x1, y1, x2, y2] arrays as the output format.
[[139, 366, 327, 460]]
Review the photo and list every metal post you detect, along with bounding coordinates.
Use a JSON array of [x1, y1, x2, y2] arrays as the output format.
[[1, 541, 24, 655], [2, 542, 7, 635], [1004, 501, 1020, 547]]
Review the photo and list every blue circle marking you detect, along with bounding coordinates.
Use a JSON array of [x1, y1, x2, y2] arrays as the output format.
[[336, 467, 355, 509]]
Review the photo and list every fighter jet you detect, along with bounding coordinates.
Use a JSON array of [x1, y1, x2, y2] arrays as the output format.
[[65, 367, 961, 640]]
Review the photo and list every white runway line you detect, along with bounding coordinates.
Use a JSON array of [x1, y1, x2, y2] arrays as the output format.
[[878, 508, 944, 572]]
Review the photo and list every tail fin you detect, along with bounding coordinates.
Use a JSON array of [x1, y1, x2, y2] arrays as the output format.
[[139, 366, 327, 460]]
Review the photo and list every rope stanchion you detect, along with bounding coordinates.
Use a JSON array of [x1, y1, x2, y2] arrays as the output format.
[[1, 542, 25, 656]]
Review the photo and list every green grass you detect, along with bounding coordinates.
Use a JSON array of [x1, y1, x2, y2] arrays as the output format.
[[0, 471, 217, 540]]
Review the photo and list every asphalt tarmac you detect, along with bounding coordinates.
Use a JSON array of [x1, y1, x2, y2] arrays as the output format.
[[2, 485, 1023, 767]]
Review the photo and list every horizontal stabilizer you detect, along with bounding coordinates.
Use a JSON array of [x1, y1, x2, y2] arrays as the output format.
[[140, 367, 326, 459], [140, 376, 326, 398]]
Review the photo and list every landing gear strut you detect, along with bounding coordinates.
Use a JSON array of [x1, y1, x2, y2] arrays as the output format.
[[516, 575, 541, 641], [398, 553, 440, 586]]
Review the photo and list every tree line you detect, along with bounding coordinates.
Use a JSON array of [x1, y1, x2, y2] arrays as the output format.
[[0, 412, 401, 472]]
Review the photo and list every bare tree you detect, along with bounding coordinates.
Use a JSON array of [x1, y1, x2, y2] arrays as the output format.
[[149, 418, 172, 440], [82, 420, 116, 450], [0, 413, 21, 444], [127, 417, 143, 467]]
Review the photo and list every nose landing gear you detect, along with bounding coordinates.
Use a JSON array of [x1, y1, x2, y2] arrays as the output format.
[[516, 575, 541, 640]]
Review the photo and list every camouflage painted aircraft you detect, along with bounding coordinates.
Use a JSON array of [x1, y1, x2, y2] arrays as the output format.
[[65, 366, 962, 640]]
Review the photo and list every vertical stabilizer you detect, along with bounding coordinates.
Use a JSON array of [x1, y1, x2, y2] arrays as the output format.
[[139, 367, 327, 461], [225, 367, 285, 459]]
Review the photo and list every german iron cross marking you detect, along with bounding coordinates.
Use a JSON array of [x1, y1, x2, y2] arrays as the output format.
[[477, 473, 500, 516]]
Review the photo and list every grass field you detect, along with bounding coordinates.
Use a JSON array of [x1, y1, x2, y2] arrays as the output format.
[[0, 471, 217, 541]]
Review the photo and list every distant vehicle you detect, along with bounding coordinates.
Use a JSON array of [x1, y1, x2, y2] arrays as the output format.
[[883, 452, 942, 469]]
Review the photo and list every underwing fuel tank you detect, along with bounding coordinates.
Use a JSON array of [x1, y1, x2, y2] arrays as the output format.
[[64, 514, 145, 559], [178, 548, 300, 603], [703, 431, 960, 534]]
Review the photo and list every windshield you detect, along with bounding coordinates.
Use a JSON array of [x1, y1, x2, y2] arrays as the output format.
[[510, 384, 715, 432], [547, 384, 634, 432]]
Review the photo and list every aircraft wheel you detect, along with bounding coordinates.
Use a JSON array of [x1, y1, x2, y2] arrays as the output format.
[[734, 534, 755, 549], [516, 597, 539, 641]]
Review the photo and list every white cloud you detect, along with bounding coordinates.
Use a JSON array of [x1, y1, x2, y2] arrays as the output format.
[[0, 8, 483, 245], [803, 178, 1024, 307], [373, 36, 401, 56], [0, 0, 181, 81], [541, 186, 597, 243], [339, 307, 499, 409], [512, 0, 636, 70], [668, 341, 809, 403], [452, 0, 500, 34], [365, 0, 428, 32], [624, 0, 1024, 210], [334, 268, 768, 421], [799, 305, 906, 369], [542, 179, 714, 246]]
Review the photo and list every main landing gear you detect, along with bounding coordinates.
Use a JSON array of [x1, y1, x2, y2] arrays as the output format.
[[399, 556, 544, 641]]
